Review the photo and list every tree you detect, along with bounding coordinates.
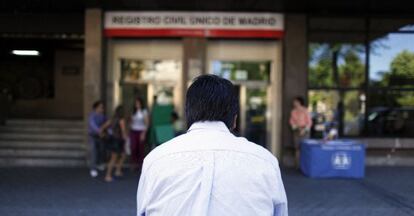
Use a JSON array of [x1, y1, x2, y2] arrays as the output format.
[[390, 50, 414, 107], [339, 50, 365, 88], [371, 50, 414, 107], [389, 50, 414, 87], [309, 43, 334, 87], [309, 43, 365, 88]]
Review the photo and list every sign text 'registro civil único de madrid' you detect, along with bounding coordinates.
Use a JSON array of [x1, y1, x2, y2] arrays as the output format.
[[104, 12, 284, 39]]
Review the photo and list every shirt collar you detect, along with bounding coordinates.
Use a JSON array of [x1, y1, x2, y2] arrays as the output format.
[[188, 121, 230, 133]]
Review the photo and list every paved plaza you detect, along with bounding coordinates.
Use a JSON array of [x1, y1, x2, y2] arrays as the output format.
[[0, 167, 413, 216]]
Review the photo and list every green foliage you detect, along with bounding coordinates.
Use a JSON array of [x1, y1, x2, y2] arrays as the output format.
[[309, 43, 365, 88], [389, 50, 414, 87], [309, 58, 334, 87], [339, 50, 365, 87], [390, 50, 414, 77], [396, 92, 414, 107], [371, 50, 414, 107], [309, 45, 414, 108]]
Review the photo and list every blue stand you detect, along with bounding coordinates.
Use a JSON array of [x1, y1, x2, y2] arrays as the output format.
[[300, 139, 365, 178]]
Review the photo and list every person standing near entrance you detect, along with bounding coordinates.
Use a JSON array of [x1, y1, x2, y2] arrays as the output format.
[[137, 75, 287, 216], [130, 97, 149, 172], [101, 105, 129, 182], [289, 96, 312, 168], [88, 100, 107, 178]]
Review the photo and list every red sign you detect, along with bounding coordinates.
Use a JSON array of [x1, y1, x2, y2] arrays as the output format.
[[104, 12, 284, 39]]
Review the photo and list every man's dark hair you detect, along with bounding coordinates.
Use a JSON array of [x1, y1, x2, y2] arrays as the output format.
[[185, 75, 239, 129], [92, 100, 103, 110], [294, 96, 305, 106]]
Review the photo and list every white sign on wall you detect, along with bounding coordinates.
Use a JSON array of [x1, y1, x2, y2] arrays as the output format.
[[104, 12, 284, 38]]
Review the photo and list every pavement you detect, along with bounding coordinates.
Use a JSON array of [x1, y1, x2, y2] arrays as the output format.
[[1, 167, 414, 216], [284, 167, 414, 216]]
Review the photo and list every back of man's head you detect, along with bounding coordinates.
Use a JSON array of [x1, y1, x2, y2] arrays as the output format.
[[185, 75, 239, 129]]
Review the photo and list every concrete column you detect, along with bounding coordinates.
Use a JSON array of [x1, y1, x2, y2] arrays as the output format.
[[84, 9, 102, 118], [282, 15, 308, 165], [83, 8, 103, 161], [182, 38, 207, 121]]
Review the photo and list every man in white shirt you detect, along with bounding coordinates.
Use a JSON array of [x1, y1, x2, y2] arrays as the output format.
[[137, 75, 288, 216]]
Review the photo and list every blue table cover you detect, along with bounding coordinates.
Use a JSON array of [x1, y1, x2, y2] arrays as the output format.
[[300, 139, 365, 178]]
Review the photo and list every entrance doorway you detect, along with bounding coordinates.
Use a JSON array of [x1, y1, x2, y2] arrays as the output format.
[[107, 40, 183, 115], [108, 39, 282, 156], [207, 40, 282, 153], [119, 59, 181, 113], [210, 60, 271, 148]]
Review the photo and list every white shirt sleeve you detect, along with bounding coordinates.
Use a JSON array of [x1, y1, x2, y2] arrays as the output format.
[[273, 167, 288, 216], [137, 162, 149, 216]]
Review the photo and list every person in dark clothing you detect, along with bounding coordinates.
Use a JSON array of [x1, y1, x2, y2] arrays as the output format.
[[101, 105, 128, 182]]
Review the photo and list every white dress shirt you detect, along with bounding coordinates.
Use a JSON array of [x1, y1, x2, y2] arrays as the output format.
[[137, 121, 288, 216]]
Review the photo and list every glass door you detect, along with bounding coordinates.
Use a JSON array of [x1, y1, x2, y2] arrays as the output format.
[[245, 86, 268, 147], [210, 60, 271, 148], [119, 59, 181, 112]]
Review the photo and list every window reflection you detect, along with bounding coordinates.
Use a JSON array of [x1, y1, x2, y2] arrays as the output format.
[[370, 34, 414, 88], [366, 90, 414, 137], [121, 59, 181, 82], [211, 61, 270, 82], [309, 90, 340, 138], [245, 87, 267, 147], [308, 90, 366, 137], [120, 59, 180, 110], [343, 91, 365, 136], [308, 18, 414, 138], [309, 43, 366, 88]]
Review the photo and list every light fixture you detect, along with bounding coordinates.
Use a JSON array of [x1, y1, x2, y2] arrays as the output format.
[[11, 50, 40, 56]]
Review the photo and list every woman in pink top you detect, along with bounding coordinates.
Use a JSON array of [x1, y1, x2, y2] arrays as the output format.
[[289, 96, 312, 168]]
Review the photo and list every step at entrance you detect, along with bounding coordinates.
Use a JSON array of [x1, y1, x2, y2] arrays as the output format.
[[0, 119, 86, 167]]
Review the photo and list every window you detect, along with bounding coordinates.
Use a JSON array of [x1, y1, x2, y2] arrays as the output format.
[[370, 33, 414, 88], [308, 90, 340, 138], [308, 42, 366, 137], [308, 17, 414, 138], [120, 59, 181, 83], [120, 59, 181, 108], [366, 90, 414, 137], [309, 43, 366, 88], [367, 25, 414, 137], [211, 61, 270, 82]]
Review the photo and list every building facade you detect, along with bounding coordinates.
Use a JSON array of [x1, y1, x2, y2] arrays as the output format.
[[1, 0, 414, 166], [86, 10, 414, 165]]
